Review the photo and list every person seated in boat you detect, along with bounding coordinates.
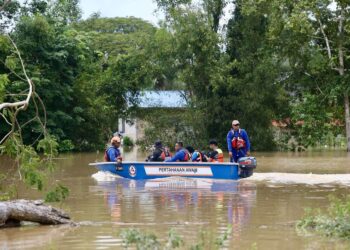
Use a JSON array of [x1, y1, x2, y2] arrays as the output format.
[[146, 140, 172, 162], [186, 146, 209, 162], [165, 141, 190, 162], [104, 136, 123, 170], [227, 120, 251, 163], [205, 139, 224, 162], [192, 151, 208, 162]]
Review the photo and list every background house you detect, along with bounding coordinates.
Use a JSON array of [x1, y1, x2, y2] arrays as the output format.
[[118, 90, 187, 143]]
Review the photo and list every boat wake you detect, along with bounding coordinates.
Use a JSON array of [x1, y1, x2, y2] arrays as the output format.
[[92, 171, 120, 181], [91, 171, 350, 186], [248, 173, 350, 186]]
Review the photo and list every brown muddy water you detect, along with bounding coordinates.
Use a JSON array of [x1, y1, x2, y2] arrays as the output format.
[[1, 150, 350, 250]]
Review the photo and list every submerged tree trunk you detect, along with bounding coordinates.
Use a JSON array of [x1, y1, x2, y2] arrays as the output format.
[[0, 200, 74, 228], [345, 93, 350, 151]]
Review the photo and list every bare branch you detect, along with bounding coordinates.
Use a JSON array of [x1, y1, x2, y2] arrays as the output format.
[[0, 36, 33, 112], [0, 35, 35, 145], [318, 19, 332, 60], [0, 111, 11, 126], [0, 0, 11, 12]]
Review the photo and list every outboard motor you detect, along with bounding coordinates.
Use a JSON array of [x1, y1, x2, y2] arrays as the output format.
[[238, 157, 257, 178]]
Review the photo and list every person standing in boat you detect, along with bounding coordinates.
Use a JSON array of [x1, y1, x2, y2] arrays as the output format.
[[227, 120, 251, 163], [205, 139, 224, 162], [104, 136, 123, 170], [146, 140, 172, 162], [165, 141, 190, 162]]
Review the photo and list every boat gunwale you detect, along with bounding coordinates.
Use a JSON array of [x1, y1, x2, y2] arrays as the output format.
[[89, 161, 239, 166]]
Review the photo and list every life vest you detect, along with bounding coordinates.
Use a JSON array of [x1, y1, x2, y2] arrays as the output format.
[[192, 151, 203, 162], [216, 148, 224, 162], [231, 129, 246, 150], [160, 148, 172, 161], [104, 146, 122, 162], [208, 148, 224, 162], [179, 149, 190, 162]]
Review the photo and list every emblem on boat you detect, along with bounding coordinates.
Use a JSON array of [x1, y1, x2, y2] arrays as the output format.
[[129, 165, 137, 177]]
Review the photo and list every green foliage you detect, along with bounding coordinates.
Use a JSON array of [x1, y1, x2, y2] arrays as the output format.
[[291, 93, 343, 148], [297, 196, 350, 239], [165, 229, 184, 249], [120, 227, 231, 250], [122, 136, 134, 147], [0, 0, 20, 32], [0, 134, 69, 200], [37, 135, 59, 157], [58, 139, 75, 152], [215, 225, 232, 247], [239, 0, 349, 149], [144, 1, 285, 151], [45, 183, 69, 202], [0, 74, 9, 102], [120, 228, 161, 250]]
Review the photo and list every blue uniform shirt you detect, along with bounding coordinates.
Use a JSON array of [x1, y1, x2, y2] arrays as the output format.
[[226, 129, 251, 162], [107, 146, 121, 162], [165, 149, 188, 162]]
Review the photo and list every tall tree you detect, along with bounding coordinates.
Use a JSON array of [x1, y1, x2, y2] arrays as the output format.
[[242, 0, 350, 151]]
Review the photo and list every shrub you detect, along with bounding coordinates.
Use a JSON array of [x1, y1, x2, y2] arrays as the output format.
[[297, 196, 350, 239], [123, 136, 134, 147], [59, 139, 75, 152]]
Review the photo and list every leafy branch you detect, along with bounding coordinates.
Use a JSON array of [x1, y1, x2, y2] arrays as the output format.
[[0, 2, 68, 202]]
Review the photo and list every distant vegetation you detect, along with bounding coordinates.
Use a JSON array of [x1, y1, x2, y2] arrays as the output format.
[[1, 0, 349, 153]]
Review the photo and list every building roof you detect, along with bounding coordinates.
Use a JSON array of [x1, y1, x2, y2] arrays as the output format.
[[138, 91, 187, 108]]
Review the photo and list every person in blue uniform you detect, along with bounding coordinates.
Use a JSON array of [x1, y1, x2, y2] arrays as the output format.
[[226, 120, 251, 163], [104, 136, 123, 170], [165, 141, 190, 162]]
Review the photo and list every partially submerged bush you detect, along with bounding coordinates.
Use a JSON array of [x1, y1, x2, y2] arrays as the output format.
[[120, 228, 161, 249], [297, 196, 350, 239], [123, 136, 134, 147], [119, 226, 232, 250], [0, 134, 69, 202]]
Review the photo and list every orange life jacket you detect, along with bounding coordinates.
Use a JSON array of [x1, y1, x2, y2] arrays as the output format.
[[160, 148, 172, 161], [216, 148, 224, 162], [208, 148, 224, 163], [231, 129, 246, 150]]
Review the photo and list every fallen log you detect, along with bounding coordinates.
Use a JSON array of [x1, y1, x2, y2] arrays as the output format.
[[0, 199, 75, 228]]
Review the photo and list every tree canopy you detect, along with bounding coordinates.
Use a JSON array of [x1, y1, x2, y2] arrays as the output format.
[[1, 0, 349, 153]]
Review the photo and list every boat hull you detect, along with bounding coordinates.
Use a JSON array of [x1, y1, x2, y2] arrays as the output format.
[[89, 161, 240, 180]]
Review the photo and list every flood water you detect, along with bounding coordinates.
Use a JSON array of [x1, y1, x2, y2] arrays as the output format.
[[1, 150, 350, 249]]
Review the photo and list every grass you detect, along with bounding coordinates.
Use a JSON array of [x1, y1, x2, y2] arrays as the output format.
[[119, 225, 233, 250], [297, 196, 350, 239]]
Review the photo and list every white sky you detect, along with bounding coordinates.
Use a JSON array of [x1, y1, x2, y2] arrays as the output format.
[[17, 0, 233, 29], [79, 0, 163, 24]]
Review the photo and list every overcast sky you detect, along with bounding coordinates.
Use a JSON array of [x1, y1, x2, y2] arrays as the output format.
[[79, 0, 163, 24]]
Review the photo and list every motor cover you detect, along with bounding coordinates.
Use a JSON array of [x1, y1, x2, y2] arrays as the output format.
[[238, 157, 257, 169]]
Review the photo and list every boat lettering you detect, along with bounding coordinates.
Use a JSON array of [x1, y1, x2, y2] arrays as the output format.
[[144, 166, 213, 176], [158, 167, 198, 173]]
